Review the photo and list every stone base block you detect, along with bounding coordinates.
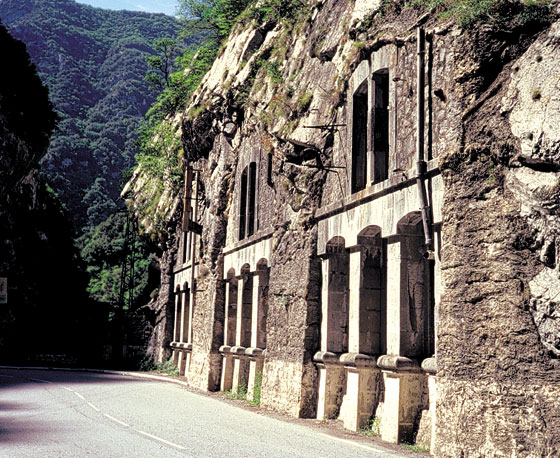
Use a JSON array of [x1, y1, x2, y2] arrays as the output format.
[[316, 364, 346, 420], [178, 351, 187, 376], [339, 367, 380, 431], [220, 354, 234, 392], [247, 358, 264, 401], [380, 370, 425, 444], [232, 356, 250, 394]]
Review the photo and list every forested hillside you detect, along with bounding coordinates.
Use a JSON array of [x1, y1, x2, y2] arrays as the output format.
[[0, 0, 187, 231]]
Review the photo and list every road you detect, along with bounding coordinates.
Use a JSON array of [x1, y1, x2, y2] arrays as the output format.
[[0, 368, 411, 458]]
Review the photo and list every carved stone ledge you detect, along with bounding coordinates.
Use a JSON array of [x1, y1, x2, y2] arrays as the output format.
[[377, 355, 420, 372], [230, 345, 248, 356], [421, 357, 437, 374], [313, 351, 341, 365], [245, 347, 264, 357], [219, 345, 232, 354], [340, 352, 377, 368]]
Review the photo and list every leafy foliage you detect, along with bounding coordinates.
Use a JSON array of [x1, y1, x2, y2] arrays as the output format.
[[0, 0, 189, 232], [405, 0, 554, 27], [77, 211, 153, 316]]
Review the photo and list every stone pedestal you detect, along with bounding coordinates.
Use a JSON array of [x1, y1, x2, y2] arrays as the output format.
[[219, 346, 234, 391], [314, 352, 345, 420], [246, 348, 264, 401], [338, 353, 379, 431], [178, 351, 187, 376], [232, 346, 249, 394], [378, 355, 424, 443]]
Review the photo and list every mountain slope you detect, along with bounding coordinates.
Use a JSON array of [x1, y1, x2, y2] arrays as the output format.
[[0, 0, 188, 231]]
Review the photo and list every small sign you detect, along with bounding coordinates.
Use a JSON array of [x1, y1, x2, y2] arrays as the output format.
[[0, 278, 6, 304]]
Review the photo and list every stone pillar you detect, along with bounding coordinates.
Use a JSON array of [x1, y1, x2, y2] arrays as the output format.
[[338, 354, 378, 431], [385, 240, 402, 355], [247, 268, 267, 402], [220, 280, 236, 392], [220, 347, 234, 391], [314, 352, 345, 420], [232, 348, 250, 394], [320, 258, 330, 351], [178, 351, 187, 376], [246, 348, 264, 401], [187, 285, 194, 345], [172, 291, 181, 365], [232, 273, 251, 394], [378, 356, 424, 444], [347, 250, 362, 353]]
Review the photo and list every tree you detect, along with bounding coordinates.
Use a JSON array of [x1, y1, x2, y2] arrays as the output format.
[[144, 38, 180, 91], [177, 0, 251, 39]]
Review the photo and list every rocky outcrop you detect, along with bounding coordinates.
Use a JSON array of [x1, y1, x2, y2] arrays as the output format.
[[437, 8, 560, 457]]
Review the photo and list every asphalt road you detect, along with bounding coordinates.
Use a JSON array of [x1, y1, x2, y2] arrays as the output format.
[[0, 368, 411, 458]]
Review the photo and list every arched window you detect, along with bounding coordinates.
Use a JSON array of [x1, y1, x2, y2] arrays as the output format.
[[239, 162, 257, 240], [372, 69, 389, 184], [351, 67, 390, 193]]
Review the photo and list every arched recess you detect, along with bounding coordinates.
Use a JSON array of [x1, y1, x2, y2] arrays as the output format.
[[225, 268, 237, 347], [357, 226, 386, 355], [255, 259, 270, 349], [181, 281, 190, 343], [174, 285, 182, 343], [325, 237, 349, 353], [396, 212, 434, 359], [239, 264, 253, 348]]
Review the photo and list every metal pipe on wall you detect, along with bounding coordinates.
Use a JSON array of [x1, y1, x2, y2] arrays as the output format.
[[416, 27, 434, 256]]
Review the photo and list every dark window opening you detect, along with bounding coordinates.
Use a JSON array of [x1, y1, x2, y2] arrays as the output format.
[[248, 162, 257, 237], [373, 70, 389, 184], [239, 162, 258, 241], [351, 81, 368, 194], [267, 152, 273, 186], [239, 168, 248, 240]]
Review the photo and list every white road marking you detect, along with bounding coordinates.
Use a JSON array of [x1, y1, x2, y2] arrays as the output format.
[[87, 402, 100, 412], [103, 414, 130, 428], [0, 374, 15, 378], [138, 430, 186, 450], [28, 378, 52, 384], [318, 433, 401, 455], [62, 386, 74, 392], [75, 392, 86, 400]]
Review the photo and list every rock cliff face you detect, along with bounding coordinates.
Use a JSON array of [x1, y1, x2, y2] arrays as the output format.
[[438, 15, 560, 457], [130, 0, 560, 455]]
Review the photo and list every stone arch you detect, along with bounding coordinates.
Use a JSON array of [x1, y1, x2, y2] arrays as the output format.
[[225, 268, 238, 347], [174, 284, 182, 343], [396, 212, 433, 359]]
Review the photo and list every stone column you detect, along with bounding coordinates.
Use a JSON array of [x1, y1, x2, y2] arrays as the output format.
[[220, 280, 235, 392], [378, 356, 424, 444], [338, 354, 379, 431], [177, 290, 188, 376], [385, 239, 402, 355], [347, 249, 362, 354], [314, 352, 345, 420], [172, 292, 180, 365], [336, 248, 381, 431], [232, 273, 250, 394], [247, 269, 267, 402]]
